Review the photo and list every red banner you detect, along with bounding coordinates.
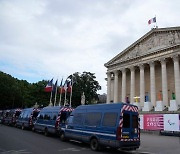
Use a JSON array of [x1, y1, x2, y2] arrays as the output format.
[[144, 114, 164, 130]]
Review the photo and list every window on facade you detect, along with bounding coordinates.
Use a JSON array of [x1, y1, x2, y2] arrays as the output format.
[[73, 113, 84, 125], [84, 112, 102, 126], [102, 112, 118, 127], [132, 115, 138, 128], [123, 113, 130, 128]]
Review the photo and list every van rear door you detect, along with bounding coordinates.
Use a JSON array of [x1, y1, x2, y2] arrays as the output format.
[[122, 111, 139, 141]]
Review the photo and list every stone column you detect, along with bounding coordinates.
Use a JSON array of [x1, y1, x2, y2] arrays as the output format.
[[130, 66, 135, 103], [140, 64, 145, 106], [121, 68, 126, 103], [161, 59, 168, 106], [173, 56, 180, 105], [150, 62, 156, 106], [114, 70, 119, 103], [106, 72, 111, 104]]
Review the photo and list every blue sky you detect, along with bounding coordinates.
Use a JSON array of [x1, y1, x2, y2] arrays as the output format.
[[0, 0, 180, 94]]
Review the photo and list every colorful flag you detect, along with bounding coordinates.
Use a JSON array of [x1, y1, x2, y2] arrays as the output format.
[[148, 17, 156, 25], [67, 80, 72, 93], [44, 78, 53, 92], [63, 80, 68, 92], [53, 80, 58, 93], [59, 78, 64, 94]]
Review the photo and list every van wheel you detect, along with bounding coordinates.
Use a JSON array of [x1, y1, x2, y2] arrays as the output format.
[[90, 138, 101, 151], [21, 124, 25, 130], [32, 126, 35, 132], [60, 132, 66, 141], [44, 128, 49, 136]]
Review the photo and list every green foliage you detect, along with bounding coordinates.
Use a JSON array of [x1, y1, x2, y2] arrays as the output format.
[[68, 72, 101, 107], [0, 71, 49, 109], [0, 71, 101, 109]]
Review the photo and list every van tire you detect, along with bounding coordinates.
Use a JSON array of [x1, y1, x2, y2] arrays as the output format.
[[60, 132, 66, 141], [32, 126, 35, 132], [21, 124, 25, 130], [44, 128, 49, 136], [90, 138, 101, 151]]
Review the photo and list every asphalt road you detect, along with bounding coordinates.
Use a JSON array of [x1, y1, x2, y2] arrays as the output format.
[[0, 124, 179, 154]]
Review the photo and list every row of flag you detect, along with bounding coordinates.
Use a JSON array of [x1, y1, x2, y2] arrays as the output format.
[[44, 78, 73, 107], [44, 78, 72, 94]]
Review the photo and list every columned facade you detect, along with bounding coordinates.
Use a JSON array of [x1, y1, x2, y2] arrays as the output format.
[[139, 64, 145, 106], [113, 70, 119, 103], [160, 59, 168, 106], [130, 67, 135, 103], [173, 56, 180, 105], [149, 62, 156, 106], [121, 69, 126, 103], [105, 26, 180, 111], [106, 72, 111, 103]]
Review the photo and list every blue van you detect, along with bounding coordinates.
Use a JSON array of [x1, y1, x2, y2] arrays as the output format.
[[3, 108, 22, 126], [59, 103, 140, 151], [34, 106, 73, 136], [16, 108, 40, 129]]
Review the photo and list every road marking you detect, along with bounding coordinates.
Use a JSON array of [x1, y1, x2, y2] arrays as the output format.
[[58, 147, 88, 152], [1, 149, 32, 154]]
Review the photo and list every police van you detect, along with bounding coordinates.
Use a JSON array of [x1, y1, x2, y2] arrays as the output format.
[[59, 103, 140, 151], [3, 108, 22, 126], [34, 106, 73, 136], [16, 108, 40, 129]]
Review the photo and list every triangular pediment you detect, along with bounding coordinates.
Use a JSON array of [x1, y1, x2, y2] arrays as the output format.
[[105, 26, 180, 67]]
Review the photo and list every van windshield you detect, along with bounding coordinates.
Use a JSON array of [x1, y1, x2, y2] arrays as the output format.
[[67, 115, 73, 124]]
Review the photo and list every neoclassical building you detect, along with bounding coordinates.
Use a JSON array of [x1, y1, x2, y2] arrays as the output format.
[[105, 26, 180, 111]]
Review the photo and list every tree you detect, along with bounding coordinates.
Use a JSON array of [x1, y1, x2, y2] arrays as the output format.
[[68, 72, 101, 107]]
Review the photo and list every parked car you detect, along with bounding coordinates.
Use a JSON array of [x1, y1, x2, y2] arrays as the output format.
[[3, 108, 22, 126], [16, 108, 40, 130], [34, 106, 73, 136], [59, 103, 140, 151]]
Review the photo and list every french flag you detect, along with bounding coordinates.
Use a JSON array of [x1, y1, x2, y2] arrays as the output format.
[[67, 80, 72, 93], [44, 78, 53, 92], [148, 17, 156, 25]]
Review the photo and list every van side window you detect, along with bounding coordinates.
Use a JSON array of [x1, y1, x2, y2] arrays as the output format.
[[73, 113, 84, 125], [52, 114, 57, 120], [44, 113, 51, 120], [102, 112, 118, 127], [85, 113, 101, 126], [39, 114, 44, 119], [123, 113, 130, 128]]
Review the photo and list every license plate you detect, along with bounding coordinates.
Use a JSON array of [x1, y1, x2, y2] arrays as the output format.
[[122, 136, 129, 138]]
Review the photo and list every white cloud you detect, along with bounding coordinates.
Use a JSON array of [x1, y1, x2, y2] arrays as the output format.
[[0, 0, 180, 94]]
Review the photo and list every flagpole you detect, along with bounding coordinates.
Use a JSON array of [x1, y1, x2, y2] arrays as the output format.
[[58, 78, 63, 106], [64, 90, 67, 106], [54, 81, 58, 106], [49, 90, 53, 105], [155, 15, 158, 28], [69, 78, 73, 107], [59, 90, 62, 106]]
